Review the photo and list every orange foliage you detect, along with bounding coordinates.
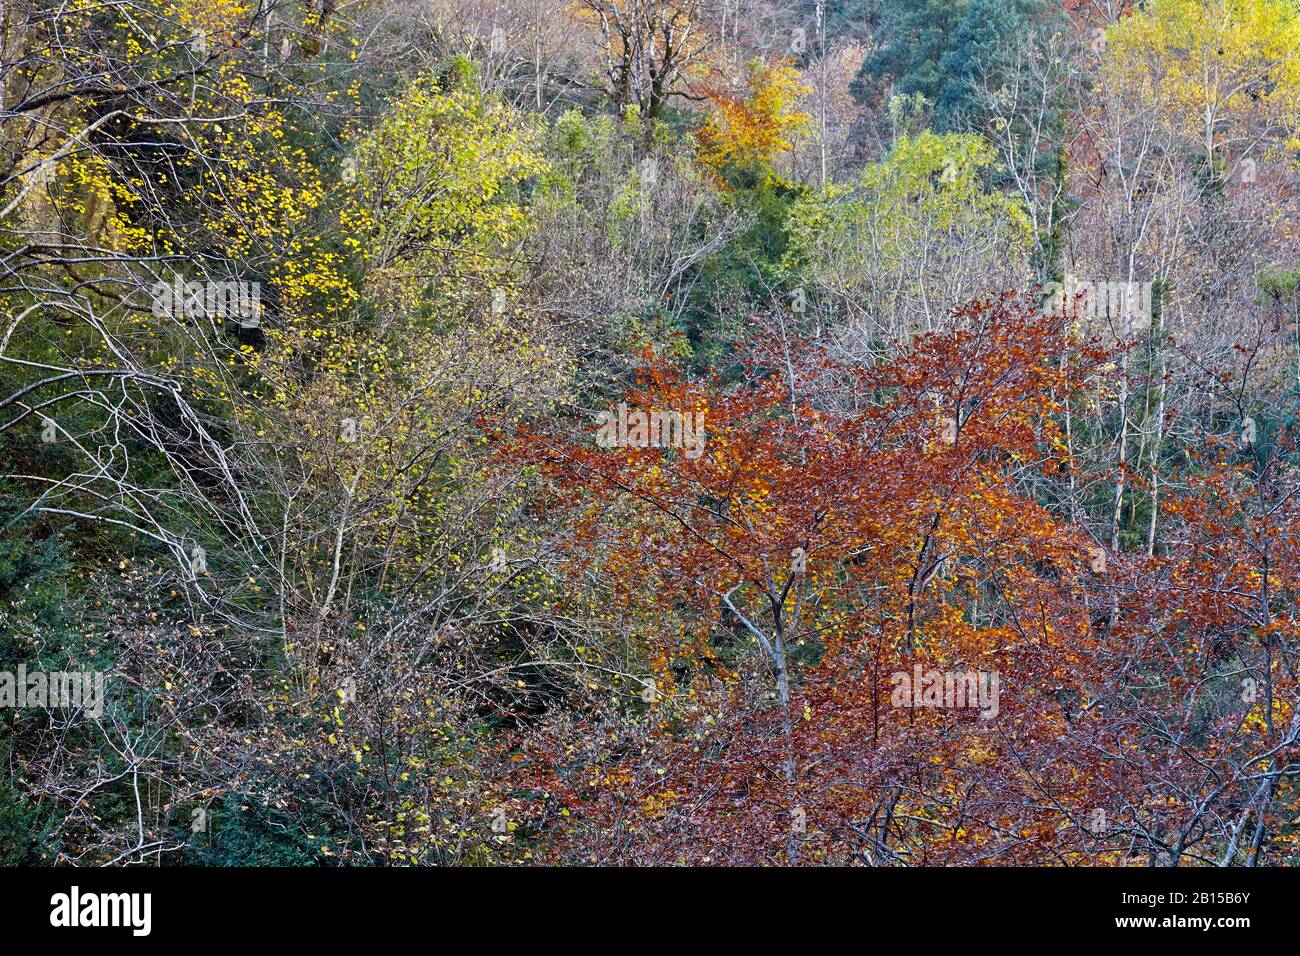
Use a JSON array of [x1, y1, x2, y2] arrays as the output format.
[[695, 60, 811, 175]]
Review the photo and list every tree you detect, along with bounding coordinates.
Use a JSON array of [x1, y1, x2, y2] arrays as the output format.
[[502, 298, 1141, 864], [783, 130, 1033, 351], [851, 0, 1057, 127], [696, 59, 810, 178], [1105, 0, 1300, 180], [579, 0, 716, 121], [340, 70, 545, 309]]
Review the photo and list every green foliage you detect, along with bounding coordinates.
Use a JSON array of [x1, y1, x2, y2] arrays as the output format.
[[182, 794, 326, 867], [341, 76, 546, 312], [941, 0, 1059, 115], [1257, 265, 1300, 300], [437, 54, 480, 93], [0, 503, 75, 662], [0, 776, 51, 865], [783, 131, 1032, 327], [853, 0, 1057, 126], [853, 0, 967, 113], [699, 169, 807, 321]]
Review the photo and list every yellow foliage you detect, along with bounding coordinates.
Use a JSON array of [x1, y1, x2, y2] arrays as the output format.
[[696, 61, 810, 174], [1105, 0, 1300, 164]]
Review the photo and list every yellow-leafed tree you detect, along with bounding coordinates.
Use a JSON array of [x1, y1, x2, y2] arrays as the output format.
[[696, 60, 810, 177], [1104, 0, 1300, 170]]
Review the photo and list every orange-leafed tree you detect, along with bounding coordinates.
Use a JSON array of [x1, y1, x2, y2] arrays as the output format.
[[696, 59, 810, 178], [498, 296, 1160, 864]]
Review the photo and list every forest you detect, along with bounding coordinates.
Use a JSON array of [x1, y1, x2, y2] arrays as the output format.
[[1, 0, 1299, 870]]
